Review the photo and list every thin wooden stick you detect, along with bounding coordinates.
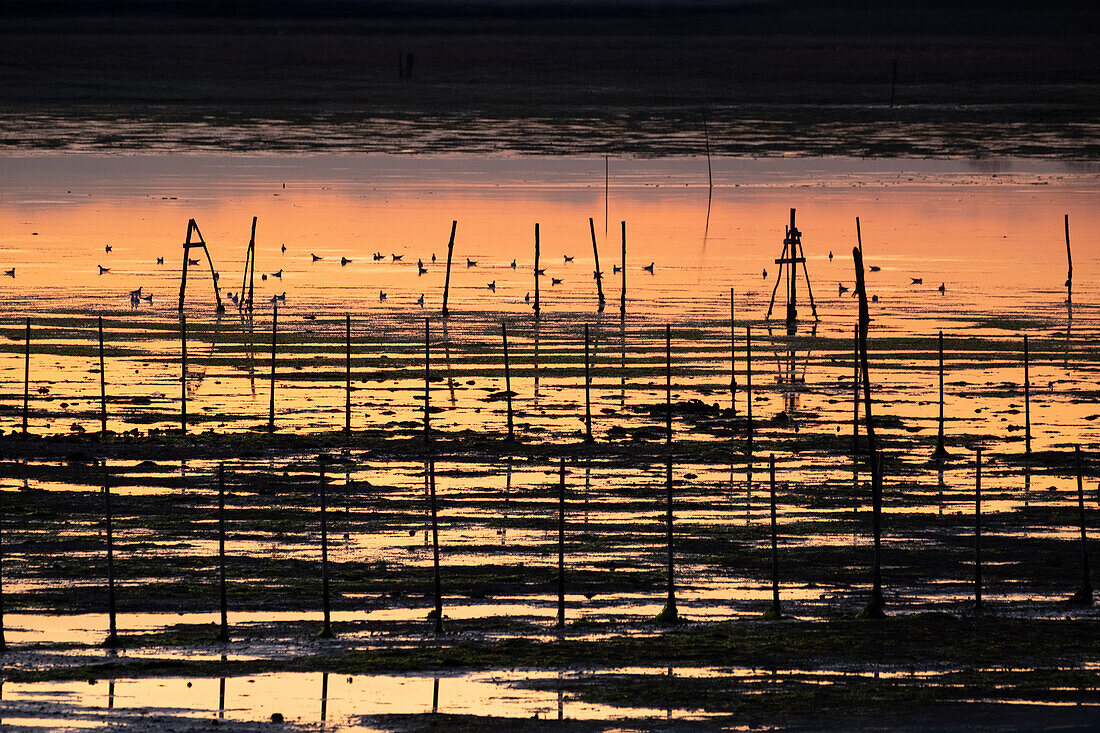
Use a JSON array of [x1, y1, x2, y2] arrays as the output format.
[[534, 223, 541, 318], [217, 464, 228, 642], [935, 330, 946, 458], [659, 456, 678, 623], [441, 221, 457, 317], [345, 315, 352, 434], [268, 303, 277, 433], [590, 218, 605, 309], [503, 322, 514, 441], [429, 460, 443, 634], [746, 324, 753, 448], [22, 318, 29, 437], [424, 318, 431, 444], [1, 475, 6, 652], [766, 454, 782, 619], [1065, 213, 1072, 305], [1024, 335, 1031, 455], [319, 464, 333, 637], [1071, 446, 1093, 605], [975, 448, 983, 614], [584, 324, 593, 442], [557, 456, 566, 629], [98, 316, 107, 437], [103, 460, 119, 647], [852, 324, 859, 454], [665, 324, 672, 446], [730, 288, 737, 417], [180, 314, 187, 435], [619, 221, 626, 320]]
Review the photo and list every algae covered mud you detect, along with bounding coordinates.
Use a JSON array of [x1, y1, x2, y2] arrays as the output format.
[[1, 154, 1100, 730]]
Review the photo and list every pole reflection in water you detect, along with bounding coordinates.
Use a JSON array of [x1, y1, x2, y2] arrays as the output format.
[[320, 672, 328, 725], [431, 676, 440, 715], [442, 319, 456, 406]]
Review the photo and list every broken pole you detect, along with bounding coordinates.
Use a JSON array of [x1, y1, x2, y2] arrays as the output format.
[[21, 319, 29, 437], [268, 303, 277, 434], [103, 460, 119, 647], [590, 217, 605, 310], [765, 454, 782, 619], [1024, 335, 1031, 455], [975, 448, 983, 614], [429, 460, 444, 634], [98, 316, 107, 437], [534, 223, 541, 318], [503, 322, 514, 441], [344, 315, 352, 434], [217, 465, 229, 642], [1070, 446, 1093, 605], [557, 456, 566, 629], [319, 465, 333, 637], [584, 324, 593, 443], [440, 221, 457, 317]]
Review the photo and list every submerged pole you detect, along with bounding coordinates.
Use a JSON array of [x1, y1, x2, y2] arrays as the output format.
[[765, 454, 782, 619], [217, 465, 229, 642], [746, 324, 753, 449], [730, 288, 737, 417], [319, 465, 333, 637], [665, 325, 672, 446], [557, 457, 566, 629], [268, 303, 277, 433], [429, 460, 444, 634], [975, 448, 983, 614], [440, 221, 457, 318]]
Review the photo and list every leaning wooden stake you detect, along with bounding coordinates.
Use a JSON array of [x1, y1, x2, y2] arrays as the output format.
[[656, 457, 678, 624], [854, 246, 886, 618], [764, 454, 782, 619], [974, 448, 983, 614], [103, 460, 120, 647], [344, 315, 352, 434], [589, 217, 605, 310], [429, 461, 444, 634], [1065, 213, 1073, 305], [440, 221, 457, 317], [319, 465, 334, 637], [584, 324, 593, 442], [934, 331, 947, 459], [1070, 446, 1093, 605], [534, 223, 541, 318], [1024, 335, 1031, 455], [268, 303, 277, 433], [98, 316, 108, 437], [217, 465, 229, 642], [557, 457, 566, 629], [180, 314, 187, 434], [22, 318, 29, 437], [503, 322, 514, 441]]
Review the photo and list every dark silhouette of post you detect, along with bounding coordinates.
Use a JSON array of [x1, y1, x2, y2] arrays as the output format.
[[746, 325, 753, 448], [239, 216, 257, 312], [656, 457, 678, 623], [852, 324, 860, 454], [589, 218, 605, 310], [429, 461, 444, 633], [423, 318, 431, 444], [1024, 335, 1031, 455], [98, 316, 107, 437], [440, 221, 457, 317], [344, 315, 352, 433], [178, 218, 224, 312], [22, 319, 29, 437], [1, 480, 6, 652], [180, 314, 187, 434], [730, 288, 737, 416], [854, 246, 885, 618], [319, 465, 333, 637], [765, 454, 782, 619], [1065, 213, 1072, 305], [974, 448, 983, 614], [534, 223, 541, 318], [583, 324, 593, 442], [503, 322, 514, 440], [1070, 446, 1093, 605], [217, 465, 229, 642], [268, 303, 277, 433], [103, 460, 119, 647], [557, 457, 566, 629], [619, 221, 626, 320], [934, 331, 947, 459], [665, 325, 673, 446]]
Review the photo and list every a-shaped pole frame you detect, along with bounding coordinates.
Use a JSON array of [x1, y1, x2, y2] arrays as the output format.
[[179, 219, 224, 312], [765, 208, 818, 327], [239, 217, 257, 312]]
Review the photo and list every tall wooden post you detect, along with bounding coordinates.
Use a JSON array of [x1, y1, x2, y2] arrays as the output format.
[[584, 324, 593, 442], [557, 457, 566, 629], [665, 325, 672, 446], [217, 465, 229, 642], [730, 288, 737, 417], [268, 303, 277, 433], [429, 461, 444, 634], [98, 316, 107, 437], [855, 246, 885, 617], [1024, 335, 1031, 455], [319, 465, 333, 637], [440, 221, 457, 318], [1065, 214, 1073, 306], [935, 331, 946, 458], [746, 325, 753, 448], [657, 457, 678, 624], [345, 315, 352, 434], [1, 478, 6, 652], [974, 448, 983, 613], [534, 223, 541, 318], [765, 454, 782, 619], [22, 318, 29, 437], [103, 460, 119, 647], [852, 324, 860, 454], [589, 217, 605, 310], [180, 314, 187, 435], [503, 323, 514, 441], [619, 221, 626, 320], [424, 318, 431, 444], [1071, 446, 1093, 605]]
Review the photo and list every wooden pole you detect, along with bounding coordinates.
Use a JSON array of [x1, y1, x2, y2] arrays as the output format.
[[424, 318, 431, 444], [217, 465, 229, 642], [345, 315, 351, 434], [935, 330, 946, 458], [590, 218, 605, 310], [440, 221, 457, 318], [975, 448, 983, 614], [103, 460, 119, 647], [852, 324, 859, 454], [1024, 335, 1031, 455], [98, 316, 107, 437], [429, 460, 443, 633], [319, 465, 333, 637], [730, 288, 737, 417], [765, 454, 782, 619], [604, 156, 609, 240], [584, 324, 593, 442], [502, 322, 514, 440], [657, 456, 678, 623], [1065, 214, 1072, 305], [22, 318, 29, 437], [557, 457, 566, 629], [180, 314, 187, 435], [665, 324, 672, 446], [534, 223, 541, 318], [746, 324, 753, 449], [268, 303, 277, 433], [619, 221, 626, 320], [1071, 446, 1093, 605], [702, 110, 713, 190], [1, 476, 6, 652]]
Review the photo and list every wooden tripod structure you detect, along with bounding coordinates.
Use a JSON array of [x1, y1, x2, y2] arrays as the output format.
[[178, 219, 224, 312], [766, 208, 818, 330], [239, 217, 257, 312]]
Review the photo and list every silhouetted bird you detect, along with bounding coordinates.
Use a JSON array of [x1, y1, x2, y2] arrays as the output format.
[[564, 255, 573, 263], [4, 268, 14, 277], [341, 257, 351, 266], [418, 264, 428, 275], [871, 294, 879, 303], [938, 282, 946, 294], [105, 244, 112, 253], [261, 274, 268, 281], [431, 253, 436, 262], [487, 281, 496, 292], [142, 293, 153, 303], [130, 287, 142, 299], [373, 252, 384, 261], [276, 292, 286, 302], [466, 258, 477, 267], [188, 258, 199, 266], [281, 244, 287, 253], [98, 265, 110, 274], [551, 277, 563, 286], [838, 283, 849, 295], [312, 253, 322, 261], [156, 257, 164, 265], [272, 269, 283, 278], [416, 294, 425, 307], [829, 251, 833, 261], [613, 265, 621, 274], [536, 268, 546, 276], [762, 269, 768, 279], [392, 254, 403, 261], [643, 262, 654, 273], [524, 292, 530, 303], [379, 291, 387, 301], [910, 277, 923, 285], [510, 259, 516, 269], [869, 265, 881, 272]]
